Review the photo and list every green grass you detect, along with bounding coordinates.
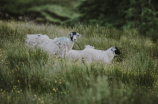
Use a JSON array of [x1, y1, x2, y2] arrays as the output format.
[[0, 21, 158, 104]]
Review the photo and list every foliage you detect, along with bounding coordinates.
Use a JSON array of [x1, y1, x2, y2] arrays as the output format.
[[77, 0, 158, 34], [28, 5, 80, 23], [1, 0, 158, 36], [0, 0, 79, 24], [0, 21, 158, 104]]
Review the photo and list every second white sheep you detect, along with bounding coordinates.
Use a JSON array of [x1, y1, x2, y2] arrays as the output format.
[[66, 45, 94, 61], [81, 46, 121, 64]]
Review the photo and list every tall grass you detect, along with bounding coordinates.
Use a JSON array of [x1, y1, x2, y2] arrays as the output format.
[[0, 21, 158, 104]]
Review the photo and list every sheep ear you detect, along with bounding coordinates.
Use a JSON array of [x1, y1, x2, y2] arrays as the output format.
[[111, 47, 116, 52], [67, 32, 72, 37], [77, 33, 81, 37]]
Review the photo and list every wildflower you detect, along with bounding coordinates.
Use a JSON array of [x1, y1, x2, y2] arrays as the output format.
[[13, 86, 17, 89], [53, 88, 56, 92], [55, 80, 57, 83]]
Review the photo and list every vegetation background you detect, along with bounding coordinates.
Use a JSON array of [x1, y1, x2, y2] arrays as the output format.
[[0, 0, 158, 104], [1, 0, 158, 35]]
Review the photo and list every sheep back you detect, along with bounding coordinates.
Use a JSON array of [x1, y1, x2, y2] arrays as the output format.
[[81, 48, 115, 64]]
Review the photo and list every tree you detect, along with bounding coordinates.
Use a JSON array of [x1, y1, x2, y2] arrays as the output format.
[[77, 0, 158, 34]]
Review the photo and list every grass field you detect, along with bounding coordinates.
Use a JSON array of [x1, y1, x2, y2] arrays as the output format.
[[0, 21, 158, 104]]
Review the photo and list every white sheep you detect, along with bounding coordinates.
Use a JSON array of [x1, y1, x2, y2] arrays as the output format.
[[25, 34, 49, 47], [25, 32, 81, 57], [81, 46, 121, 64], [55, 32, 81, 56], [66, 45, 94, 61]]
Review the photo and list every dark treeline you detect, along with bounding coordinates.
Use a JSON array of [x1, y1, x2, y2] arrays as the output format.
[[76, 0, 158, 35], [0, 0, 158, 36], [0, 0, 78, 23]]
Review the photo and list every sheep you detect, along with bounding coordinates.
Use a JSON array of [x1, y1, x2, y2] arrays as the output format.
[[66, 45, 120, 64], [54, 32, 81, 55], [25, 34, 49, 47], [81, 46, 121, 64], [25, 32, 81, 57], [66, 45, 94, 61]]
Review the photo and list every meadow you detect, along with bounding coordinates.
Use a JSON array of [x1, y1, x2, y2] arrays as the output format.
[[0, 21, 158, 104]]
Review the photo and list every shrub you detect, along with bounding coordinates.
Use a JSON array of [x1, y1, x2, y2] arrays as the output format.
[[77, 0, 158, 35]]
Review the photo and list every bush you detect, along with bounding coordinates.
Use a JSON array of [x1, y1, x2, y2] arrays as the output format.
[[0, 0, 79, 24], [77, 0, 158, 35]]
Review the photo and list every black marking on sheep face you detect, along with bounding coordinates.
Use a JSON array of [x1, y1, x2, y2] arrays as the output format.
[[67, 32, 81, 42], [70, 36, 76, 42], [114, 47, 121, 55]]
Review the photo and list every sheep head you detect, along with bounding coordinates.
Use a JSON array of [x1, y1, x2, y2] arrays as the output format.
[[111, 46, 121, 55], [67, 32, 81, 42]]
